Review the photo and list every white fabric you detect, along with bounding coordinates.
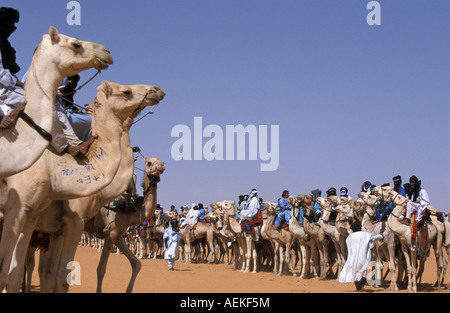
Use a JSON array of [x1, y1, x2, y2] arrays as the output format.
[[163, 227, 182, 260], [339, 232, 383, 283], [406, 189, 430, 222], [240, 195, 260, 221], [180, 207, 200, 230], [0, 49, 23, 116]]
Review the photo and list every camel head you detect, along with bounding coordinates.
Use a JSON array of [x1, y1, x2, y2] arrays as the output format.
[[297, 194, 314, 213], [287, 195, 296, 207], [209, 202, 221, 213], [96, 81, 165, 123], [144, 157, 165, 177], [219, 200, 237, 216], [36, 27, 113, 77], [327, 195, 339, 204], [316, 197, 331, 211], [351, 200, 365, 221], [263, 201, 278, 215], [371, 186, 408, 207]]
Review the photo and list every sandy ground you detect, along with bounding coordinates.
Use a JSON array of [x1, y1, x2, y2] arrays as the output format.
[[29, 245, 449, 294]]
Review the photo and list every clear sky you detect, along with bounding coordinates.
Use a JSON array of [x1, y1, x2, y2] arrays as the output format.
[[4, 0, 449, 212]]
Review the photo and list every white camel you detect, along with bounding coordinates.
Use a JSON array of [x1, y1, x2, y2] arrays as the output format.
[[371, 186, 440, 292], [288, 196, 320, 279], [316, 196, 347, 279], [298, 194, 331, 280], [0, 27, 112, 179], [357, 191, 399, 291]]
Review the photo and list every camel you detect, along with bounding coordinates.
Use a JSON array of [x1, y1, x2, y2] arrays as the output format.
[[262, 201, 296, 276], [209, 203, 234, 265], [0, 27, 113, 179], [329, 197, 355, 237], [181, 218, 217, 264], [316, 197, 347, 279], [213, 200, 259, 273], [212, 201, 245, 269], [83, 157, 165, 293], [298, 194, 330, 280], [36, 83, 164, 293], [232, 201, 262, 273], [371, 186, 441, 292], [143, 209, 166, 259], [288, 196, 320, 279], [357, 192, 399, 291], [0, 81, 164, 292]]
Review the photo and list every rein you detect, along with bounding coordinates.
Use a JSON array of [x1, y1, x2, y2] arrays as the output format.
[[131, 89, 158, 125]]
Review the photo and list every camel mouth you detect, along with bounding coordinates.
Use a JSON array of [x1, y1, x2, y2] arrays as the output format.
[[94, 56, 113, 70], [144, 88, 165, 106]]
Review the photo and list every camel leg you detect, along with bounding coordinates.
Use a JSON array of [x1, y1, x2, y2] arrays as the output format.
[[272, 241, 279, 275], [6, 218, 39, 293], [298, 244, 307, 279], [38, 233, 63, 292], [115, 235, 141, 293], [237, 237, 246, 271], [286, 243, 296, 277], [24, 248, 35, 293], [387, 244, 399, 291], [401, 244, 416, 293], [53, 216, 85, 293], [96, 232, 115, 293], [316, 242, 327, 280], [445, 246, 450, 289], [278, 244, 285, 276], [0, 202, 29, 291], [308, 241, 320, 279], [207, 236, 216, 264]]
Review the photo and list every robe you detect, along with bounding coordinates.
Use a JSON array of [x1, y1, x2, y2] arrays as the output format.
[[339, 232, 383, 283]]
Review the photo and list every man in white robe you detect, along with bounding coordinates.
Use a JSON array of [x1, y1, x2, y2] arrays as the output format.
[[239, 189, 260, 223], [401, 176, 430, 226], [180, 203, 200, 230], [339, 231, 383, 291]]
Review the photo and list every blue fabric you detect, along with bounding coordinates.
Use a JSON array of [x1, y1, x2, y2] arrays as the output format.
[[198, 208, 206, 222], [297, 207, 305, 224], [375, 203, 393, 221], [275, 210, 291, 227], [66, 110, 92, 142]]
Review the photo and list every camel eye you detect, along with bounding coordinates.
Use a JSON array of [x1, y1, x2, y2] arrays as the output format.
[[147, 162, 152, 167], [72, 42, 82, 49], [123, 90, 131, 96]]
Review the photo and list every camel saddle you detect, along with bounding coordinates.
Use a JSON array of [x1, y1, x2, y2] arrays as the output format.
[[411, 212, 431, 257], [244, 210, 263, 226]]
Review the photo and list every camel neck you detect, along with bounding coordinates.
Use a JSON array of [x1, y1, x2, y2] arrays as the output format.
[[23, 56, 62, 122]]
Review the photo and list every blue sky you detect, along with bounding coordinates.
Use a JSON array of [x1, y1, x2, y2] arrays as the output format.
[[4, 0, 449, 212]]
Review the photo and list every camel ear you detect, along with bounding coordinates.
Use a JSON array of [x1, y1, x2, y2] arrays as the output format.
[[101, 81, 112, 98], [49, 26, 60, 44]]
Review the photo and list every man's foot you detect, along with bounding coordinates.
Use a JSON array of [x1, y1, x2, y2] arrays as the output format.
[[68, 136, 97, 157], [0, 101, 27, 129]]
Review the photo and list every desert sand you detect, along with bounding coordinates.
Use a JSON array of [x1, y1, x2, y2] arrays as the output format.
[[29, 245, 449, 294]]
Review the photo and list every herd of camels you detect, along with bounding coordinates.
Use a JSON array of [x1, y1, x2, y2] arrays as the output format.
[[0, 27, 449, 294]]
